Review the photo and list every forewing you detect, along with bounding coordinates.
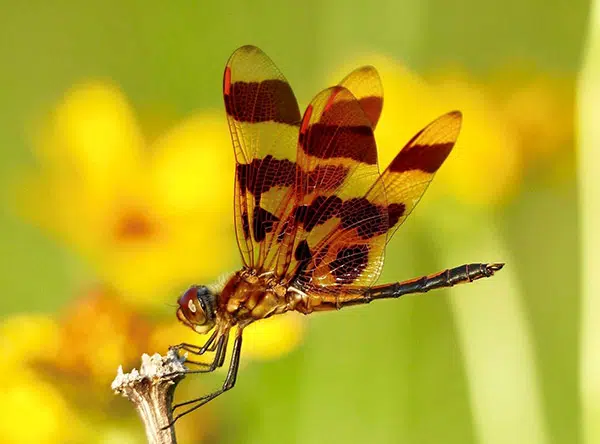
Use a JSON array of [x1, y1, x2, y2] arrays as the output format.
[[367, 111, 463, 242], [223, 45, 302, 270], [279, 86, 389, 291]]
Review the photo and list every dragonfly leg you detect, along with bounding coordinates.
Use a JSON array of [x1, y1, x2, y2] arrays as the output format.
[[170, 329, 219, 356], [165, 332, 243, 427], [181, 333, 228, 371]]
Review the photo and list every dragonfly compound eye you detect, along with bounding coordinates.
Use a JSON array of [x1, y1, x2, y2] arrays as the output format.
[[177, 286, 208, 327]]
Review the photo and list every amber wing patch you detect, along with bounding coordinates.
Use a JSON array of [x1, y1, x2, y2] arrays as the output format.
[[224, 45, 302, 271], [282, 86, 389, 292], [338, 65, 383, 129], [366, 111, 462, 241]]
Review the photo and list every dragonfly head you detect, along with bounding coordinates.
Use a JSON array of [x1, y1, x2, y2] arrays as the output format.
[[176, 285, 217, 334]]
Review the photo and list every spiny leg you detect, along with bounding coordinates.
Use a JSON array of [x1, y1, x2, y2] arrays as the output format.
[[170, 329, 219, 356], [167, 332, 243, 426], [183, 333, 228, 370]]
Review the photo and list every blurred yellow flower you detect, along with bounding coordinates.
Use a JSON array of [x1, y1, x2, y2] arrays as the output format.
[[242, 313, 305, 360], [0, 287, 151, 387], [486, 68, 575, 164], [18, 81, 236, 308], [0, 314, 61, 364], [430, 73, 522, 206], [0, 368, 83, 444], [53, 286, 153, 386], [0, 316, 84, 443], [332, 56, 523, 207]]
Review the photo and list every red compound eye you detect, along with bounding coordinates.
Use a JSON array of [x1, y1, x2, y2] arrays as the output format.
[[177, 286, 207, 326], [178, 286, 197, 310]]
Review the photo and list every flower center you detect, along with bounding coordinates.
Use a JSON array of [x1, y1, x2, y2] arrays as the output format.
[[114, 209, 157, 242]]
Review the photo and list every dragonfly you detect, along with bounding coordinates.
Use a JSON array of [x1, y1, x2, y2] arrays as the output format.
[[171, 45, 503, 422]]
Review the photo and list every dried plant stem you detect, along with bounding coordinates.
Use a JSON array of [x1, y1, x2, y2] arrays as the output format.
[[112, 351, 186, 444]]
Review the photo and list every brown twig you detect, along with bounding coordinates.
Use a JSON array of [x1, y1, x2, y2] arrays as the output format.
[[112, 350, 186, 444]]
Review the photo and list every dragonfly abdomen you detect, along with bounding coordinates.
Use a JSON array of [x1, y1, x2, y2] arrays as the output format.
[[365, 262, 504, 301]]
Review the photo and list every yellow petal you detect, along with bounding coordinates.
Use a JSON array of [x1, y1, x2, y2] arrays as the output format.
[[0, 314, 61, 365], [21, 81, 148, 256], [242, 313, 305, 360], [498, 76, 574, 162], [151, 111, 234, 216], [0, 368, 82, 443], [54, 288, 153, 385], [39, 81, 145, 197], [432, 76, 523, 206]]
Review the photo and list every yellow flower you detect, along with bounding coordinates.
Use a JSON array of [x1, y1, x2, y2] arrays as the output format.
[[17, 81, 237, 308], [332, 56, 523, 207], [242, 313, 305, 360], [486, 68, 575, 164], [485, 68, 576, 185], [1, 288, 154, 388], [53, 286, 154, 386], [0, 368, 83, 444], [0, 314, 61, 364], [0, 317, 83, 443], [429, 73, 522, 206]]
